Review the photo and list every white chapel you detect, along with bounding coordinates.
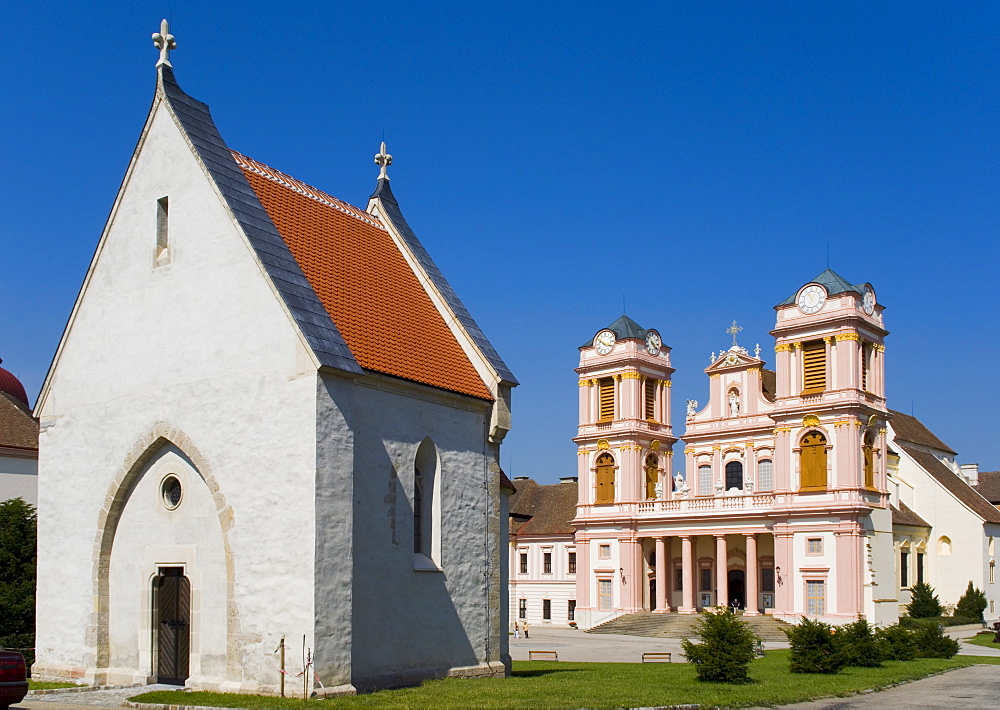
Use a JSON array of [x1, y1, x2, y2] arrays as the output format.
[[33, 22, 516, 695]]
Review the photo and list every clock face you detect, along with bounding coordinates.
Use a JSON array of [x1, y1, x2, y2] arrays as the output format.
[[862, 286, 875, 315], [594, 330, 616, 355], [645, 330, 662, 355], [797, 285, 826, 315]]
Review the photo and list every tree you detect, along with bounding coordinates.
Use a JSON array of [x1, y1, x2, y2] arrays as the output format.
[[681, 607, 760, 683], [838, 616, 881, 667], [906, 582, 943, 619], [0, 498, 37, 670], [955, 581, 987, 623], [784, 617, 847, 674]]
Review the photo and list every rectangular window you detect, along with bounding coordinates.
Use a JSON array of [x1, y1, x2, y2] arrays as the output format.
[[568, 552, 576, 574], [758, 459, 773, 492], [675, 567, 684, 591], [518, 599, 526, 619], [542, 599, 551, 620], [806, 580, 826, 616], [543, 552, 552, 574], [861, 342, 870, 392], [807, 538, 823, 555], [599, 544, 611, 560], [761, 567, 775, 593], [698, 465, 712, 495], [990, 561, 995, 585], [598, 580, 613, 610], [598, 377, 614, 420], [700, 567, 712, 592], [900, 551, 909, 588], [568, 599, 576, 621], [802, 340, 827, 394], [916, 552, 925, 585], [644, 379, 656, 420], [519, 553, 527, 574]]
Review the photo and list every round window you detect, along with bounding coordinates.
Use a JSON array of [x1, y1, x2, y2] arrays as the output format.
[[161, 475, 182, 510]]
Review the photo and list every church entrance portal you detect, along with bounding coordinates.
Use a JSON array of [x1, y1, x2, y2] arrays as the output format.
[[154, 568, 190, 685], [727, 570, 746, 609]]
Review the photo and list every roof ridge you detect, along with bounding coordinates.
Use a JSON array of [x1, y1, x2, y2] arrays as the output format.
[[231, 151, 386, 231]]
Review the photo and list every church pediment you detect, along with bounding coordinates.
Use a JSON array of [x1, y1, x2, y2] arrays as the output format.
[[706, 346, 762, 373]]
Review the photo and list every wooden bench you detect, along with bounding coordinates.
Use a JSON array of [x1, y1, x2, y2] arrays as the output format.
[[641, 652, 672, 663], [528, 650, 559, 661]]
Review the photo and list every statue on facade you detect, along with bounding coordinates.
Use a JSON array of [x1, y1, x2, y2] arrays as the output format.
[[674, 471, 689, 497], [654, 481, 664, 500], [686, 399, 698, 417], [728, 390, 740, 416]]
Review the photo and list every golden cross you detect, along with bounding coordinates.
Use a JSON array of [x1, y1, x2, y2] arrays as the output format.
[[152, 19, 177, 68], [374, 141, 392, 180], [727, 320, 743, 347]]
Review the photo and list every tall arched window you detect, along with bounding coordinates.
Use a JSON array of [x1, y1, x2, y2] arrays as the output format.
[[863, 432, 875, 488], [413, 438, 440, 565], [758, 459, 773, 492], [644, 454, 658, 499], [725, 461, 743, 490], [800, 431, 828, 491], [595, 453, 616, 504]]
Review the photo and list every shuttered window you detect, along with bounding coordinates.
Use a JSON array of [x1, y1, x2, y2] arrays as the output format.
[[801, 340, 827, 393], [800, 431, 828, 491], [644, 379, 656, 420], [595, 453, 616, 504], [598, 377, 614, 420], [861, 342, 870, 391]]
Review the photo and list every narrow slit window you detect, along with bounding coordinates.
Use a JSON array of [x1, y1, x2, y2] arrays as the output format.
[[155, 196, 169, 263]]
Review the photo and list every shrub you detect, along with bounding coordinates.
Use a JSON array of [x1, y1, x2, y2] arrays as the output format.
[[912, 623, 960, 659], [681, 607, 760, 683], [900, 615, 976, 629], [955, 581, 988, 623], [838, 617, 881, 667], [784, 617, 847, 674], [906, 582, 943, 618], [875, 624, 916, 661], [0, 498, 37, 672]]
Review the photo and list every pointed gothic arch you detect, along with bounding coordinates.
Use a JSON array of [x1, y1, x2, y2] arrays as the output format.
[[91, 423, 240, 683]]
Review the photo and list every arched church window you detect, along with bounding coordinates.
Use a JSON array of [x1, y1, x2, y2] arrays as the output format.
[[413, 438, 440, 565], [698, 464, 712, 495], [595, 453, 616, 504], [758, 459, 773, 492], [725, 461, 743, 490], [863, 431, 875, 488], [800, 431, 828, 491], [644, 454, 658, 499]]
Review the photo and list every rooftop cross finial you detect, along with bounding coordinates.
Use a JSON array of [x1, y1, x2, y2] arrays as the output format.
[[727, 320, 743, 347], [152, 19, 177, 68], [374, 141, 392, 180]]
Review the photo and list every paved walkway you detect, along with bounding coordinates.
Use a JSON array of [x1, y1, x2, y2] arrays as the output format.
[[13, 685, 175, 710]]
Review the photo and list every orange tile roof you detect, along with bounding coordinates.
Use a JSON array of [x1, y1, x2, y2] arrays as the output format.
[[233, 152, 492, 401]]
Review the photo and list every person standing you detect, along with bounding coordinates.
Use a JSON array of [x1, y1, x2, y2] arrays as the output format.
[[513, 621, 520, 638], [521, 619, 529, 639]]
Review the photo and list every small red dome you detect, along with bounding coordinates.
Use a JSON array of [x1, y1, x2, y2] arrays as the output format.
[[0, 363, 29, 408]]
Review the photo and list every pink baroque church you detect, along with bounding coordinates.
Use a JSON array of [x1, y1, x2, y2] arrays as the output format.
[[567, 269, 1000, 630]]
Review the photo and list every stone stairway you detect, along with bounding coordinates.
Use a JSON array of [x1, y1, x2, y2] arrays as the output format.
[[586, 611, 792, 641]]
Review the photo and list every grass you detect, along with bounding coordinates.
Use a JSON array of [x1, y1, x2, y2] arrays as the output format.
[[28, 680, 79, 690], [966, 632, 1000, 650], [128, 652, 1000, 709]]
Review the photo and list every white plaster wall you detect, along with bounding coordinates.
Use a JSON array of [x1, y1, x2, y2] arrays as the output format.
[[324, 373, 497, 688], [0, 454, 37, 505], [35, 100, 317, 690]]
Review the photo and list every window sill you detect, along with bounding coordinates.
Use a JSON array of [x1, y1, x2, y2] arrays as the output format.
[[413, 554, 443, 572]]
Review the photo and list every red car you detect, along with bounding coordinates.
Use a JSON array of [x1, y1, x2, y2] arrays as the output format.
[[0, 650, 28, 709]]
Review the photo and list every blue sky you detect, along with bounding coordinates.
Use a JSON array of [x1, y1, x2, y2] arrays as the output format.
[[3, 2, 998, 480]]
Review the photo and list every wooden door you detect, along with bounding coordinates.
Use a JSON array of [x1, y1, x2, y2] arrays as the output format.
[[155, 568, 190, 685]]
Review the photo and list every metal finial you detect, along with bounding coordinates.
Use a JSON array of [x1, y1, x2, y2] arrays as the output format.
[[374, 141, 392, 180], [726, 320, 743, 347], [152, 19, 177, 68]]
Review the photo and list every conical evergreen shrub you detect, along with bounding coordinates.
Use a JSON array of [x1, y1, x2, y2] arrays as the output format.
[[838, 616, 882, 667], [785, 617, 847, 674], [681, 608, 760, 683], [906, 582, 943, 618], [955, 581, 987, 623]]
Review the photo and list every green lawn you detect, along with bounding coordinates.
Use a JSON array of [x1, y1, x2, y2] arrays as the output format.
[[967, 633, 1000, 650], [128, 652, 1000, 709], [28, 680, 79, 690]]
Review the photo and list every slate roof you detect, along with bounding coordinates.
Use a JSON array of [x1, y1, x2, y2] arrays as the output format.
[[889, 410, 956, 454], [974, 471, 1000, 505], [581, 314, 649, 348], [892, 501, 930, 528], [0, 393, 38, 452], [160, 66, 499, 401], [898, 444, 1000, 524], [509, 478, 578, 535], [778, 268, 865, 306]]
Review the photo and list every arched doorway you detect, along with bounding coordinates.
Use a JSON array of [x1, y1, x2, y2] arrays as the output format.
[[727, 570, 746, 609]]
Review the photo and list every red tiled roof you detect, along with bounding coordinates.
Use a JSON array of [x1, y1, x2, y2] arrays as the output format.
[[889, 410, 956, 454], [899, 444, 1000, 524], [509, 478, 578, 535], [0, 393, 38, 451], [234, 152, 492, 401]]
